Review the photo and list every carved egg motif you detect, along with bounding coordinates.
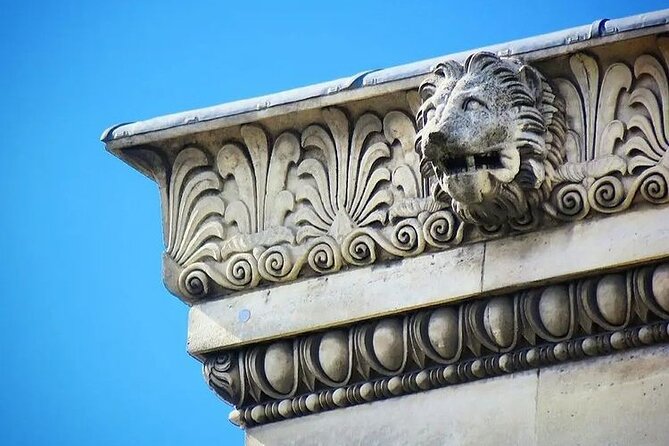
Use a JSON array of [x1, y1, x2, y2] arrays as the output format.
[[483, 297, 515, 348], [651, 263, 669, 312], [263, 342, 294, 394], [427, 308, 459, 358], [538, 286, 570, 337], [318, 331, 349, 382], [595, 274, 627, 326], [372, 319, 404, 371]]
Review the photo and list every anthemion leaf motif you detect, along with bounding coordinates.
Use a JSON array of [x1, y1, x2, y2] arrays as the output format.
[[295, 108, 393, 243], [217, 125, 299, 251], [153, 147, 227, 301], [553, 53, 629, 174], [166, 148, 226, 266], [183, 126, 302, 292], [545, 41, 669, 220], [625, 38, 669, 172], [167, 107, 464, 297]]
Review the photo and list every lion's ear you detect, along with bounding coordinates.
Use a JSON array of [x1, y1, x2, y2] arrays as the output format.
[[518, 65, 543, 105], [433, 61, 464, 81], [419, 81, 437, 102], [420, 61, 465, 102]]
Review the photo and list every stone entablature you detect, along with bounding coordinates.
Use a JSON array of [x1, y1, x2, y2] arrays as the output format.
[[103, 10, 669, 442]]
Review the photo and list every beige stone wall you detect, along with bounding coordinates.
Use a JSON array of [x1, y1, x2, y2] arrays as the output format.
[[246, 345, 669, 446]]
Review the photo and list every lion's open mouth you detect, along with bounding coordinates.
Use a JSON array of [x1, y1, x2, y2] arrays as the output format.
[[441, 150, 503, 175]]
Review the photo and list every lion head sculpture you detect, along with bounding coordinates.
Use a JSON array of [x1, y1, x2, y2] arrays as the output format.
[[416, 52, 567, 228]]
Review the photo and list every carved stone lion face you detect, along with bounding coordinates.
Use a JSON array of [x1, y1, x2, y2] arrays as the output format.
[[416, 52, 565, 227]]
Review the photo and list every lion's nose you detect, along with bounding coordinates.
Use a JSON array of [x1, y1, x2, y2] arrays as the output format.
[[426, 131, 446, 147], [423, 131, 447, 160]]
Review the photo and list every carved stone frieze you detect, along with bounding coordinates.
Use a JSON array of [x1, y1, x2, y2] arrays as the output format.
[[203, 261, 669, 426], [149, 106, 460, 301], [546, 44, 669, 220], [123, 38, 669, 301]]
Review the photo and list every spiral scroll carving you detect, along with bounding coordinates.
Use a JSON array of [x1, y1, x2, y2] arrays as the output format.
[[225, 253, 260, 289], [422, 211, 460, 247], [307, 238, 342, 274], [640, 168, 669, 204], [258, 246, 294, 282], [391, 219, 421, 253], [548, 183, 590, 221], [181, 268, 210, 298], [589, 176, 626, 212], [342, 231, 377, 266]]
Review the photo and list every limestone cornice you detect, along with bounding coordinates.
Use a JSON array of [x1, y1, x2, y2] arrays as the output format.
[[106, 33, 669, 303], [203, 261, 669, 427], [102, 10, 669, 150]]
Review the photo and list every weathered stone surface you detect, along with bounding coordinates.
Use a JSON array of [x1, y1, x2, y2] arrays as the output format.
[[482, 205, 669, 293], [204, 262, 669, 424], [246, 370, 538, 446], [537, 344, 669, 446], [107, 32, 669, 303], [417, 52, 568, 228], [244, 345, 669, 445], [187, 243, 484, 352], [189, 205, 669, 353], [103, 9, 669, 445]]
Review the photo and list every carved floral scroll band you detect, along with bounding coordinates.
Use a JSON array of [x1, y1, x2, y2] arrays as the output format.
[[157, 106, 457, 300], [142, 38, 669, 300], [546, 44, 669, 220]]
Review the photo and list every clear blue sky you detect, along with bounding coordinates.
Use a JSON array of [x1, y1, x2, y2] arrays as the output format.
[[1, 1, 665, 444]]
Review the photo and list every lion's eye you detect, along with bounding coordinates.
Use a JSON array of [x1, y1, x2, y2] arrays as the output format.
[[463, 98, 487, 112]]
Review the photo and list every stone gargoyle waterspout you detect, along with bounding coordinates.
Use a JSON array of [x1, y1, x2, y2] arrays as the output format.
[[415, 51, 636, 229]]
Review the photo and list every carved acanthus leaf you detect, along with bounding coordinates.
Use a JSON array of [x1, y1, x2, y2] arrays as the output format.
[[296, 108, 393, 242], [161, 105, 467, 300]]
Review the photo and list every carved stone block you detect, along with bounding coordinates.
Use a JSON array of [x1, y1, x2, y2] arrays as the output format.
[[205, 261, 669, 427], [103, 11, 669, 442], [108, 36, 669, 303]]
